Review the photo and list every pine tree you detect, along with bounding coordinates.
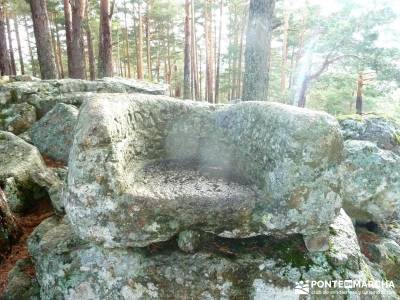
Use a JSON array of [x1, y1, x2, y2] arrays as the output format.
[[28, 0, 58, 79], [242, 0, 275, 101], [98, 0, 113, 78]]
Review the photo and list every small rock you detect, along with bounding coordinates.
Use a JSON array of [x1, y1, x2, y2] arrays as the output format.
[[0, 131, 54, 213], [4, 177, 25, 213], [338, 114, 400, 154], [303, 230, 330, 252], [177, 230, 202, 253], [1, 258, 40, 300], [1, 103, 37, 135], [28, 103, 78, 163]]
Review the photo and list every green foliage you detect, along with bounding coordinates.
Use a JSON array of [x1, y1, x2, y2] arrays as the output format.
[[268, 0, 400, 116]]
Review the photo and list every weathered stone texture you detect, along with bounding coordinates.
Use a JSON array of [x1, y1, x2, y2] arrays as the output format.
[[26, 211, 397, 299], [27, 103, 78, 163], [339, 140, 400, 223], [66, 94, 344, 248]]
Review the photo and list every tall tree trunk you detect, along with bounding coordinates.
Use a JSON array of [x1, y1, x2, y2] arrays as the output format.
[[227, 49, 232, 101], [183, 0, 191, 99], [156, 46, 160, 82], [85, 4, 95, 81], [14, 15, 24, 75], [230, 10, 239, 100], [55, 19, 64, 78], [98, 0, 113, 78], [356, 72, 363, 115], [28, 0, 58, 79], [190, 0, 199, 100], [237, 19, 245, 99], [145, 7, 152, 81], [204, 0, 214, 103], [281, 1, 289, 92], [81, 32, 87, 79], [70, 0, 86, 79], [123, 0, 131, 78], [116, 24, 122, 76], [214, 0, 223, 103], [288, 44, 295, 89], [166, 26, 171, 85], [242, 0, 275, 101], [49, 14, 61, 79], [297, 76, 309, 108], [64, 0, 73, 77], [0, 3, 11, 76], [23, 16, 37, 77], [173, 64, 181, 97], [198, 41, 203, 100], [136, 4, 144, 80], [5, 13, 16, 75]]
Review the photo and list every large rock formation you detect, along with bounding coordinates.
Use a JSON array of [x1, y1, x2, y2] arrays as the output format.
[[338, 114, 400, 154], [0, 102, 37, 134], [0, 131, 60, 212], [339, 140, 400, 223], [27, 210, 397, 299], [0, 131, 48, 212], [27, 103, 79, 163], [0, 78, 168, 136], [66, 94, 343, 249]]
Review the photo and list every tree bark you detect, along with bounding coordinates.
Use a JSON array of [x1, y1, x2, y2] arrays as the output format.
[[28, 0, 58, 79], [63, 0, 73, 77], [297, 76, 309, 108], [214, 0, 223, 103], [123, 0, 131, 78], [204, 0, 214, 103], [0, 2, 11, 76], [98, 0, 113, 78], [85, 6, 95, 81], [230, 9, 239, 100], [356, 72, 363, 115], [136, 5, 144, 80], [49, 14, 61, 79], [5, 13, 16, 75], [183, 0, 191, 99], [116, 24, 123, 76], [23, 16, 37, 77], [145, 6, 152, 81], [281, 1, 289, 92], [237, 19, 245, 99], [166, 26, 171, 85], [69, 0, 86, 79], [190, 0, 199, 100], [55, 18, 64, 78], [242, 0, 275, 101], [14, 15, 24, 75]]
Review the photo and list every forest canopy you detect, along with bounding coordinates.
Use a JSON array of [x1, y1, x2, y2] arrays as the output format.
[[0, 0, 399, 118]]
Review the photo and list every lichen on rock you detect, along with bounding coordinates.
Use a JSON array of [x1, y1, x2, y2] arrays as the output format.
[[27, 103, 78, 163], [66, 94, 344, 249], [339, 140, 400, 224], [26, 210, 398, 299]]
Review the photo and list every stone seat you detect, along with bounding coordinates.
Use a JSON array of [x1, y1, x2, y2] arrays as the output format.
[[66, 93, 344, 251], [128, 160, 259, 238]]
